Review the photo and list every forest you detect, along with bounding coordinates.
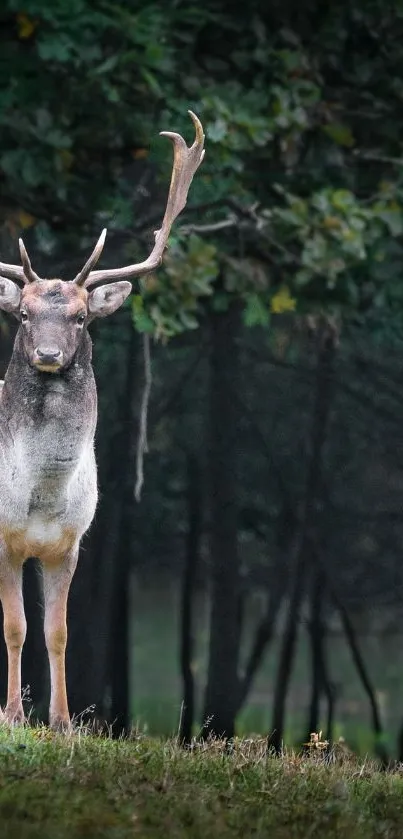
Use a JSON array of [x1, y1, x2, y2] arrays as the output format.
[[1, 0, 403, 763]]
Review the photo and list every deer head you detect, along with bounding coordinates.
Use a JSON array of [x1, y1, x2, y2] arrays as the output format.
[[0, 111, 205, 373]]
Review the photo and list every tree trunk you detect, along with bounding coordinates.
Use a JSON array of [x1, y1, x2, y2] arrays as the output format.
[[203, 303, 241, 740], [108, 326, 140, 735], [179, 455, 202, 744], [305, 569, 324, 741], [268, 322, 336, 754], [235, 572, 286, 716], [330, 581, 388, 764], [109, 559, 130, 734], [324, 672, 336, 746], [269, 542, 306, 753], [306, 568, 335, 746], [88, 498, 122, 722], [67, 537, 99, 722]]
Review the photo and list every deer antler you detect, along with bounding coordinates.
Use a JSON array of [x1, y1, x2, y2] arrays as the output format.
[[73, 229, 107, 287], [0, 112, 204, 289], [0, 238, 42, 285], [0, 260, 26, 285], [19, 239, 42, 283], [81, 111, 205, 290]]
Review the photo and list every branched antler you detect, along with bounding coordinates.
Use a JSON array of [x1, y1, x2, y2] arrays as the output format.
[[81, 111, 205, 289], [0, 112, 204, 289]]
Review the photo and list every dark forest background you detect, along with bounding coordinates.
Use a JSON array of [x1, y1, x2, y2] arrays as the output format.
[[2, 0, 403, 759]]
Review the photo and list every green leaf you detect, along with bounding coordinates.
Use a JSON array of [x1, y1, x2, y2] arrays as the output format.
[[37, 37, 73, 63], [378, 209, 403, 237], [323, 123, 355, 148], [133, 310, 155, 333], [179, 311, 199, 330], [92, 55, 119, 76], [243, 294, 270, 327], [140, 67, 163, 97], [207, 118, 228, 142], [22, 156, 43, 187]]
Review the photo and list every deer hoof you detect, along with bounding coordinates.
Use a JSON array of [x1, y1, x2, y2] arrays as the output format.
[[49, 715, 72, 734], [4, 705, 25, 726]]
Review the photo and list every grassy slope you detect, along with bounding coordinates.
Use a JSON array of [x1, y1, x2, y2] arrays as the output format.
[[0, 729, 403, 838]]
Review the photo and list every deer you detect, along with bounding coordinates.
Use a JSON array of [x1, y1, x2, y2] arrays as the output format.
[[0, 111, 204, 731]]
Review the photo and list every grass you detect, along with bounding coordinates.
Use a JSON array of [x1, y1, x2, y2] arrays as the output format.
[[0, 728, 403, 838]]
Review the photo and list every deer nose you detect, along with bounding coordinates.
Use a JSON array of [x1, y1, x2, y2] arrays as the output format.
[[34, 346, 63, 366]]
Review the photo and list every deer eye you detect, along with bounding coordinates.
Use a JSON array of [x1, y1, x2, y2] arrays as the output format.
[[20, 310, 28, 323], [76, 313, 86, 326]]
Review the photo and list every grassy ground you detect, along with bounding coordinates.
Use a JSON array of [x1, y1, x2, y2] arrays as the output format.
[[0, 728, 403, 838]]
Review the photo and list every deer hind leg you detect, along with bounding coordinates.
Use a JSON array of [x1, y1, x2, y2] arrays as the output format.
[[0, 559, 26, 724], [42, 549, 78, 732]]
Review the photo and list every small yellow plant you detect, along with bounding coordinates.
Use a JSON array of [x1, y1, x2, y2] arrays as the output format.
[[304, 731, 329, 751]]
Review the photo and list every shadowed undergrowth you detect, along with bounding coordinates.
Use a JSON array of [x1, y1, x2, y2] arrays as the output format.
[[0, 727, 403, 838]]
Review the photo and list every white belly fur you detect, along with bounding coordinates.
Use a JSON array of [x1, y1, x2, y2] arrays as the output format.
[[25, 514, 62, 545]]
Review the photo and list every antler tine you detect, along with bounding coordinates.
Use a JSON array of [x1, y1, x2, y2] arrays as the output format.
[[19, 238, 42, 284], [84, 111, 205, 289], [73, 228, 107, 286], [0, 260, 27, 285]]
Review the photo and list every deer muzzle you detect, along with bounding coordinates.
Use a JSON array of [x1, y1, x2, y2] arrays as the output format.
[[33, 346, 64, 372]]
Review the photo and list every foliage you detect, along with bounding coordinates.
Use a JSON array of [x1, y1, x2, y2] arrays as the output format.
[[1, 2, 403, 338], [1, 727, 403, 838]]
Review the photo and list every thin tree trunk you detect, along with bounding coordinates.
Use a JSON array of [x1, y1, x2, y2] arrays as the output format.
[[108, 326, 140, 736], [179, 455, 202, 744], [324, 672, 336, 746], [109, 560, 130, 734], [203, 303, 241, 739], [269, 543, 306, 753], [268, 323, 337, 754], [308, 533, 386, 759], [305, 569, 324, 741], [235, 500, 294, 717], [88, 498, 122, 722], [309, 576, 335, 746], [310, 581, 335, 747], [235, 574, 286, 715], [330, 580, 388, 764], [397, 725, 403, 764], [67, 538, 99, 722]]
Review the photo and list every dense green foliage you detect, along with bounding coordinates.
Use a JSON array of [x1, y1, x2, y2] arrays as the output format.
[[1, 1, 403, 337]]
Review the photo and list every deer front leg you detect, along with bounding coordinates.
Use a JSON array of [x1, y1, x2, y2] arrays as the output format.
[[0, 558, 26, 724], [42, 549, 78, 731]]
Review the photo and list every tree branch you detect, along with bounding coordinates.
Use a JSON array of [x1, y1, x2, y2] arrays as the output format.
[[134, 334, 152, 502]]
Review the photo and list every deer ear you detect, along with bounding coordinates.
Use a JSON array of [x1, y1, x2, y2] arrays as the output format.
[[0, 277, 21, 315], [88, 281, 132, 319]]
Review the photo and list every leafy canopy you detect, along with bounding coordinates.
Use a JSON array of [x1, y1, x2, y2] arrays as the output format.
[[1, 1, 403, 337]]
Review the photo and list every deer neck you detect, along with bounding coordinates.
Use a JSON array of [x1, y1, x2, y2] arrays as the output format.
[[1, 330, 97, 461]]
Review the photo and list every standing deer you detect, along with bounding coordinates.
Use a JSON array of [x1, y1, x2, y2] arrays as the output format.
[[0, 112, 204, 730]]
